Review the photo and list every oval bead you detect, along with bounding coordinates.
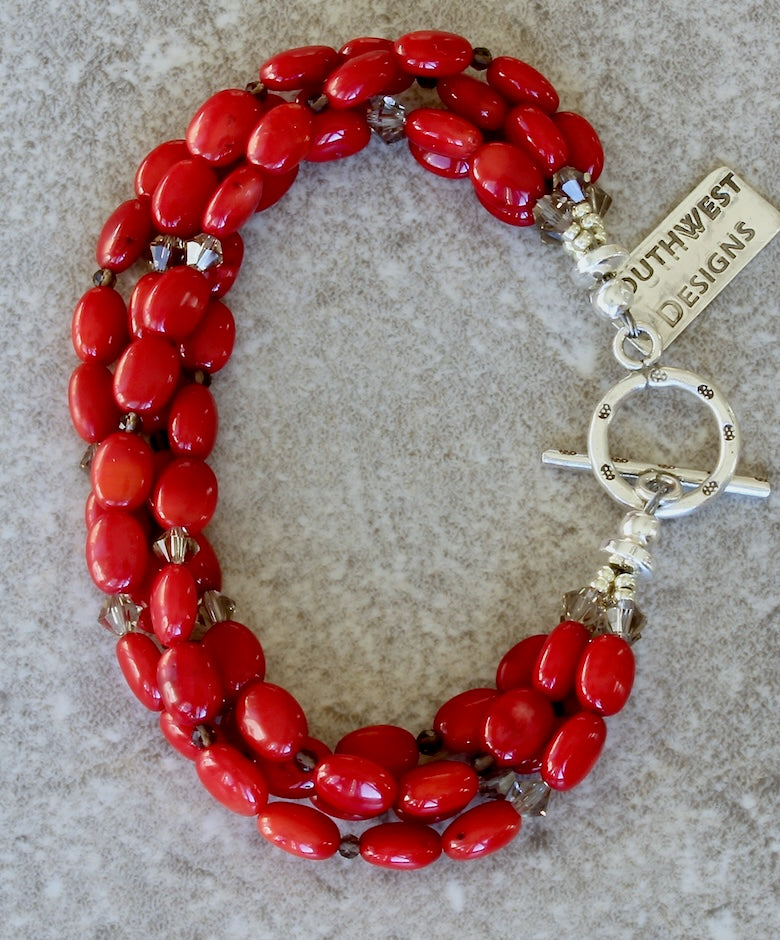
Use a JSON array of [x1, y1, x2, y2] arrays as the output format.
[[474, 188, 536, 226], [246, 103, 313, 175], [395, 760, 478, 823], [339, 36, 394, 57], [179, 298, 235, 373], [437, 74, 508, 131], [116, 631, 163, 711], [86, 510, 149, 593], [335, 724, 419, 779], [305, 109, 371, 163], [314, 754, 397, 818], [325, 50, 403, 109], [236, 681, 308, 762], [202, 162, 265, 237], [469, 142, 545, 212], [552, 111, 605, 181], [441, 800, 521, 861], [486, 56, 559, 113], [394, 30, 473, 77], [68, 362, 121, 443], [408, 142, 470, 179], [135, 138, 190, 198], [186, 88, 263, 166], [204, 232, 243, 298], [91, 431, 155, 510], [150, 563, 198, 646], [84, 490, 107, 529], [187, 530, 222, 593], [482, 687, 556, 766], [96, 198, 153, 272], [496, 633, 548, 692], [254, 164, 299, 212], [542, 711, 607, 791], [434, 687, 498, 753], [151, 158, 219, 237], [505, 104, 569, 176], [71, 287, 128, 364], [257, 802, 340, 860], [406, 108, 482, 159], [152, 457, 218, 532], [201, 620, 266, 701], [113, 334, 180, 414], [259, 45, 340, 91], [533, 620, 590, 701], [576, 634, 635, 716], [157, 642, 224, 726], [253, 736, 331, 799], [128, 271, 159, 339], [159, 710, 210, 760], [196, 743, 269, 815], [168, 383, 218, 458], [360, 822, 441, 870], [139, 265, 211, 341]]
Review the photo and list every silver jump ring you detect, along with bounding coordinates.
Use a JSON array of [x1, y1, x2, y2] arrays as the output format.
[[612, 323, 663, 370]]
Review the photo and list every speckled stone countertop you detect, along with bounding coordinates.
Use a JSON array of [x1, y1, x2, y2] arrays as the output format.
[[1, 2, 778, 938]]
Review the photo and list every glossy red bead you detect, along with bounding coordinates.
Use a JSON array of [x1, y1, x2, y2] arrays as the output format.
[[167, 383, 218, 458], [408, 142, 470, 179], [150, 563, 198, 646], [533, 620, 590, 701], [186, 88, 264, 167], [151, 157, 219, 237], [246, 103, 313, 175], [314, 754, 397, 818], [576, 634, 635, 716], [406, 108, 482, 159], [395, 760, 478, 823], [204, 232, 243, 298], [434, 687, 498, 753], [134, 138, 190, 197], [394, 30, 473, 77], [202, 163, 265, 237], [259, 45, 340, 91], [470, 142, 545, 213], [113, 334, 180, 414], [496, 633, 548, 692], [335, 724, 419, 779], [474, 189, 535, 226], [254, 165, 299, 212], [482, 687, 556, 766], [360, 822, 441, 870], [186, 530, 222, 593], [257, 802, 340, 860], [127, 271, 159, 339], [152, 457, 218, 532], [84, 491, 107, 529], [305, 109, 371, 163], [196, 743, 269, 815], [68, 362, 121, 443], [436, 74, 508, 131], [86, 510, 149, 593], [200, 620, 266, 701], [505, 104, 569, 176], [139, 266, 211, 341], [236, 681, 308, 762], [159, 710, 208, 760], [553, 111, 605, 181], [96, 197, 153, 272], [324, 50, 403, 109], [253, 736, 331, 799], [486, 56, 559, 113], [339, 36, 394, 57], [90, 431, 155, 510], [71, 287, 128, 364], [542, 711, 606, 791], [157, 642, 224, 726], [441, 800, 521, 861], [116, 631, 163, 711], [179, 298, 235, 373]]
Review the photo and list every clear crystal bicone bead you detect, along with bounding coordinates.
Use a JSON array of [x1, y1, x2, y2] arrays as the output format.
[[366, 96, 408, 143], [99, 593, 144, 636], [149, 235, 184, 272], [185, 234, 223, 271], [153, 526, 200, 565], [480, 770, 552, 816], [561, 586, 609, 633], [199, 590, 236, 626]]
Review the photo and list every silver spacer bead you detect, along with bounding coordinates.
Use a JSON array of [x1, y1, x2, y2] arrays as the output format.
[[590, 277, 636, 320]]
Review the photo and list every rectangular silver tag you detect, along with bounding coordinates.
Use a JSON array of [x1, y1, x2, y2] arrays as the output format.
[[622, 167, 780, 350]]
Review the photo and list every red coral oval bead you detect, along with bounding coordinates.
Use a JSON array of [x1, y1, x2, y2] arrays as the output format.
[[254, 164, 299, 211], [253, 736, 331, 799], [441, 800, 521, 861], [552, 111, 605, 181], [200, 620, 266, 701], [470, 142, 545, 212], [339, 36, 394, 57], [486, 56, 559, 113], [496, 633, 548, 692], [86, 511, 149, 593], [150, 563, 198, 646], [157, 642, 224, 726], [68, 362, 121, 442], [542, 711, 606, 791], [168, 383, 218, 458], [335, 724, 419, 779], [116, 632, 163, 711], [113, 334, 180, 413], [151, 158, 219, 237], [140, 266, 211, 342], [236, 681, 308, 762], [408, 142, 470, 179], [437, 74, 508, 131], [406, 108, 482, 159], [324, 50, 403, 109], [204, 232, 243, 298], [505, 104, 569, 176], [533, 620, 590, 701], [395, 760, 478, 823], [196, 743, 269, 815], [72, 287, 128, 364], [576, 634, 635, 716], [394, 30, 473, 77], [128, 271, 159, 339], [474, 189, 536, 226], [202, 162, 265, 237], [179, 298, 236, 373], [305, 109, 371, 163], [314, 754, 397, 818], [246, 103, 313, 174], [159, 710, 208, 760], [134, 139, 190, 197], [96, 198, 153, 272], [482, 688, 556, 766], [259, 45, 340, 91], [434, 687, 498, 753], [91, 431, 155, 510], [257, 802, 340, 859], [187, 530, 222, 593], [186, 88, 264, 167], [152, 457, 218, 532], [360, 822, 441, 870]]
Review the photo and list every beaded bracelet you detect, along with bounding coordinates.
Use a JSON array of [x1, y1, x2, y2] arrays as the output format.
[[68, 30, 774, 868]]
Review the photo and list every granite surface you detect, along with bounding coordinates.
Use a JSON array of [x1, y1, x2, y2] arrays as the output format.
[[1, 1, 778, 938]]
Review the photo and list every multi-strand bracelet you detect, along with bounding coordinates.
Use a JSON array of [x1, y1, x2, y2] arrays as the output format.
[[68, 30, 772, 868]]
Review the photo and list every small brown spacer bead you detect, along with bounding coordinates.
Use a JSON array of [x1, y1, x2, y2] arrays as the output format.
[[93, 268, 117, 288], [471, 47, 493, 70], [245, 80, 268, 100], [471, 753, 495, 775], [294, 749, 318, 773], [119, 412, 141, 433], [338, 834, 360, 859], [416, 728, 443, 755], [191, 725, 215, 749], [192, 368, 212, 387]]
